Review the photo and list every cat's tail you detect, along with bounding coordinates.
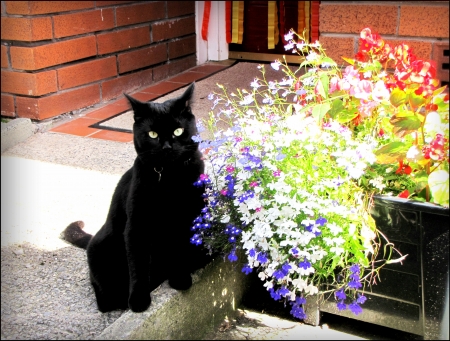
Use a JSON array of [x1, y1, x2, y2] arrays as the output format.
[[61, 221, 92, 249]]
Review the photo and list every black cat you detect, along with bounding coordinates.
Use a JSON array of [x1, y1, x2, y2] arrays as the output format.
[[62, 83, 211, 313]]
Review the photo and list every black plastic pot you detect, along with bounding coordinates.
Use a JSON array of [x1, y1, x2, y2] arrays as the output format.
[[304, 195, 449, 340]]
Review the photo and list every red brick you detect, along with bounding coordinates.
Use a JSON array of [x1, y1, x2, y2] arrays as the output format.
[[118, 44, 167, 74], [167, 1, 195, 18], [96, 1, 131, 7], [1, 17, 52, 42], [319, 36, 355, 63], [97, 26, 150, 55], [116, 2, 165, 27], [1, 94, 15, 117], [57, 56, 117, 90], [101, 68, 153, 101], [152, 63, 170, 82], [10, 36, 97, 71], [319, 4, 397, 35], [168, 35, 196, 59], [16, 84, 100, 120], [53, 9, 114, 38], [166, 55, 196, 77], [1, 70, 57, 96], [399, 6, 449, 38], [1, 45, 8, 68], [5, 1, 94, 15], [152, 16, 195, 42]]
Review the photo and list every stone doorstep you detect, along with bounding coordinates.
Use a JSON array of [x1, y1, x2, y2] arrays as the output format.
[[98, 256, 250, 340], [1, 118, 36, 153]]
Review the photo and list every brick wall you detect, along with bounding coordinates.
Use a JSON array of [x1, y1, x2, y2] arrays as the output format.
[[1, 1, 196, 120], [319, 1, 449, 86]]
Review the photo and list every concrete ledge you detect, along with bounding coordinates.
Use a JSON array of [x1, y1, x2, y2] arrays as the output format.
[[1, 118, 36, 153], [98, 256, 249, 340]]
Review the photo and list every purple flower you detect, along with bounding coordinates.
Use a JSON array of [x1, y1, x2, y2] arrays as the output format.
[[356, 294, 367, 304], [348, 279, 362, 289], [228, 251, 238, 262], [349, 264, 360, 274], [257, 252, 268, 264], [349, 302, 363, 315], [278, 286, 290, 297], [337, 300, 347, 311], [299, 259, 311, 270], [315, 217, 327, 226], [269, 288, 281, 301], [272, 269, 285, 280], [335, 288, 346, 300], [241, 264, 253, 275], [249, 249, 256, 257]]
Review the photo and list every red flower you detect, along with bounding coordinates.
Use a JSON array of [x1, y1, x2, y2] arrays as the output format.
[[395, 160, 412, 175], [398, 189, 410, 198]]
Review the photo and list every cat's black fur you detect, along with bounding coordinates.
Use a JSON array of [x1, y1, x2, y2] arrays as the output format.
[[62, 83, 211, 313]]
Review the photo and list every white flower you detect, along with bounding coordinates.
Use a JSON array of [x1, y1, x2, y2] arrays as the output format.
[[270, 60, 281, 70]]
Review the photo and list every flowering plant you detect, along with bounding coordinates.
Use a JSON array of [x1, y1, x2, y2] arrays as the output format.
[[190, 28, 449, 321]]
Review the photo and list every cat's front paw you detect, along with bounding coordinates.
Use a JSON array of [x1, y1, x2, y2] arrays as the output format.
[[128, 288, 151, 312], [169, 274, 192, 290]]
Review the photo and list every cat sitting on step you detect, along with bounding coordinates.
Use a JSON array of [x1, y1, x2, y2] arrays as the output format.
[[62, 83, 211, 313]]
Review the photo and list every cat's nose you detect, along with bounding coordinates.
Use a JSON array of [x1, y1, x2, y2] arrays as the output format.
[[162, 141, 172, 149]]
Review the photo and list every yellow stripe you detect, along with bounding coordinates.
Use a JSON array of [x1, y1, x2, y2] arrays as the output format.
[[232, 1, 239, 44], [238, 1, 244, 44], [268, 1, 275, 49], [305, 1, 310, 42]]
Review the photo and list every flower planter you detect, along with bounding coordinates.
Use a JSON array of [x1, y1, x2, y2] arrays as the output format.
[[304, 195, 449, 340]]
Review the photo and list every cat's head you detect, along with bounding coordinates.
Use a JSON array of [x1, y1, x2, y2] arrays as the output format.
[[124, 83, 199, 165]]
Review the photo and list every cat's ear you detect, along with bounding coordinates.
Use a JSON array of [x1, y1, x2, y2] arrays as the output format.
[[124, 93, 150, 119], [179, 82, 195, 108]]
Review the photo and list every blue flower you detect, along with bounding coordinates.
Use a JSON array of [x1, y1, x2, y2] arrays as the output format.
[[272, 270, 285, 280], [291, 247, 299, 256], [278, 286, 290, 297], [335, 288, 346, 300], [228, 236, 236, 243], [269, 288, 281, 300], [356, 294, 367, 304], [190, 234, 202, 245], [299, 259, 311, 270], [349, 264, 360, 274], [295, 296, 306, 305], [349, 301, 363, 315], [257, 252, 268, 264], [337, 300, 347, 311], [192, 134, 202, 143], [228, 251, 238, 262], [241, 264, 253, 275], [276, 153, 286, 161], [348, 279, 362, 289], [282, 262, 291, 275], [249, 248, 256, 257], [315, 217, 327, 226]]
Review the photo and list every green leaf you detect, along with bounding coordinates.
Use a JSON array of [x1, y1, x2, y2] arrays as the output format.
[[321, 57, 337, 67], [341, 57, 355, 65], [389, 111, 422, 138], [407, 91, 426, 108], [319, 73, 329, 99], [374, 142, 409, 164], [336, 108, 358, 123], [390, 88, 407, 107], [312, 103, 331, 123], [429, 170, 449, 206], [328, 99, 345, 119]]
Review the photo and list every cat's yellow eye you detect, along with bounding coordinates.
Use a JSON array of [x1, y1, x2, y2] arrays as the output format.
[[148, 131, 158, 138], [174, 128, 184, 136]]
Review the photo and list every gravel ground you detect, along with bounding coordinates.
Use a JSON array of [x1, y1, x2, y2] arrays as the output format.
[[1, 243, 124, 340]]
